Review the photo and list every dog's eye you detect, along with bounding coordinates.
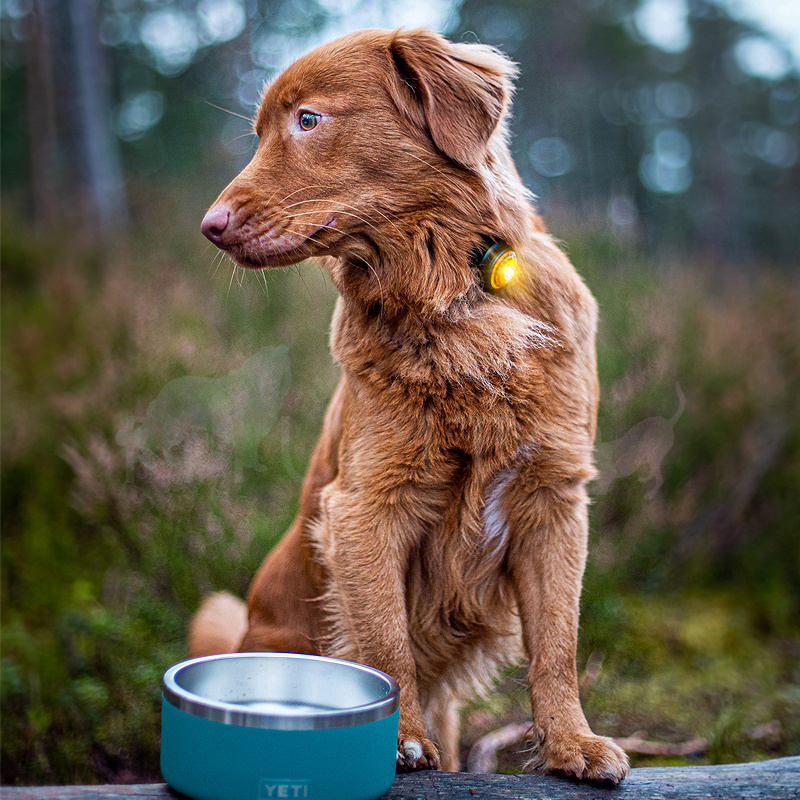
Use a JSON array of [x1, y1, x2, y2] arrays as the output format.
[[298, 111, 320, 131]]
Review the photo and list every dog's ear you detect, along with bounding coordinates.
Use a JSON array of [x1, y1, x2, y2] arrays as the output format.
[[387, 29, 517, 170]]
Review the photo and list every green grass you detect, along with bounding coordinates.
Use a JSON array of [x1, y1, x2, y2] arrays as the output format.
[[1, 211, 798, 783]]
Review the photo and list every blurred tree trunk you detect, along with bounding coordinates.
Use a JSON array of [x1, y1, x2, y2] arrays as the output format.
[[25, 0, 60, 227], [68, 0, 126, 233], [24, 0, 127, 236]]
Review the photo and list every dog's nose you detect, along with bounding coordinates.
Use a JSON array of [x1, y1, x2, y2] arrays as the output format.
[[201, 206, 231, 247]]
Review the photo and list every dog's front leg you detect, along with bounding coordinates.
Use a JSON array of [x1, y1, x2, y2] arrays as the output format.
[[507, 482, 630, 783], [316, 484, 441, 771]]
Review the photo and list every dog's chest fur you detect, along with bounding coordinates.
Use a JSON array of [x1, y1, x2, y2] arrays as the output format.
[[321, 293, 553, 689], [331, 292, 552, 441]]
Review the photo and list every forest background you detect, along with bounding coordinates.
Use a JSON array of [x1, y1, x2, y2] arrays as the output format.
[[1, 0, 799, 784]]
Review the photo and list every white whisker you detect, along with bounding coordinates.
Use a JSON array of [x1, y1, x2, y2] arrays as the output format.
[[257, 268, 270, 299], [285, 198, 404, 236], [227, 264, 238, 299], [227, 131, 257, 145], [205, 101, 254, 124], [209, 248, 227, 277], [352, 253, 385, 307], [283, 207, 381, 235], [276, 184, 333, 206]]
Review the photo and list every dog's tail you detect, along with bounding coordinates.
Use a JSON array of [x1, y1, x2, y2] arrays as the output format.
[[188, 591, 248, 658]]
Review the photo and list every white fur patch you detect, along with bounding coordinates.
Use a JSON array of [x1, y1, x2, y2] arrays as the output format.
[[483, 467, 514, 555], [400, 740, 424, 762]]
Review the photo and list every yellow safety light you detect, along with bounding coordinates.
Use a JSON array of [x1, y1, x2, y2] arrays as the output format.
[[480, 241, 519, 292]]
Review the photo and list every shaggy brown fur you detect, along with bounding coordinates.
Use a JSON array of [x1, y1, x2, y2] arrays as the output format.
[[193, 27, 629, 782]]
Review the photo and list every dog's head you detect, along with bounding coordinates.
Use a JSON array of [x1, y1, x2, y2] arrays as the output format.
[[201, 28, 521, 278]]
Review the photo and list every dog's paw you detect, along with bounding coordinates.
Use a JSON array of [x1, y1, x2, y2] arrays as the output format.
[[396, 736, 440, 771], [526, 728, 630, 784]]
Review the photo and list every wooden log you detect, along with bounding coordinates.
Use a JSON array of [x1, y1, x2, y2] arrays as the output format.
[[3, 756, 799, 800]]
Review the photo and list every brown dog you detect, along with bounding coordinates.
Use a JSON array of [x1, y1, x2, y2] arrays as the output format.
[[192, 27, 629, 782]]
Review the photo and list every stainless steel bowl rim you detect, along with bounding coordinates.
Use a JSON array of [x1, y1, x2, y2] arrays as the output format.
[[162, 652, 400, 730]]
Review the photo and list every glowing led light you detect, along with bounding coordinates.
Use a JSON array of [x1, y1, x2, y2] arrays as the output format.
[[491, 253, 518, 289], [481, 243, 518, 291], [498, 257, 517, 287]]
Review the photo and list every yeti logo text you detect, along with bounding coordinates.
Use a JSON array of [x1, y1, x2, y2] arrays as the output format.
[[259, 780, 310, 799]]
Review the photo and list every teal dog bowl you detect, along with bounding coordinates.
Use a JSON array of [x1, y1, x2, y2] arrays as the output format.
[[161, 652, 400, 800]]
